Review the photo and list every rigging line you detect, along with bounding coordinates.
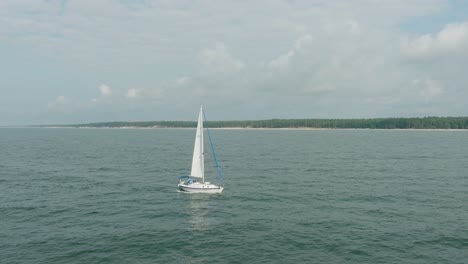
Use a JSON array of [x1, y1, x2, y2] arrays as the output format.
[[202, 109, 225, 186]]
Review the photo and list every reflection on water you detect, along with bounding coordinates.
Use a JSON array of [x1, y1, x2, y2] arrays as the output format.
[[187, 195, 210, 231]]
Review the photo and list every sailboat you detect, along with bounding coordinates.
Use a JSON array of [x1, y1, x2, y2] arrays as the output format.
[[178, 105, 224, 193]]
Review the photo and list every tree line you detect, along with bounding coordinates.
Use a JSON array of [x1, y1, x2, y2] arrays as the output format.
[[50, 117, 468, 129]]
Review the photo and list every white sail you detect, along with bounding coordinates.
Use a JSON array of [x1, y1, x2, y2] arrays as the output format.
[[190, 106, 204, 182]]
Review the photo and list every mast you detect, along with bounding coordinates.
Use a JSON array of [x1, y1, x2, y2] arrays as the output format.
[[200, 105, 205, 183]]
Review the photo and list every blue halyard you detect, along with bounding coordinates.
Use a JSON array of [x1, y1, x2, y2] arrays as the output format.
[[203, 109, 225, 187]]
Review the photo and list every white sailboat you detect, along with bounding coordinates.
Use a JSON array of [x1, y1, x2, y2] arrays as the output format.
[[178, 105, 224, 193]]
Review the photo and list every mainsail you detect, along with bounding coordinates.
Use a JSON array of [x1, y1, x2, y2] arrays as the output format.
[[190, 106, 204, 182]]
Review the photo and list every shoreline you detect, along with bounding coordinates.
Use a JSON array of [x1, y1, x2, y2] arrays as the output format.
[[14, 126, 468, 131]]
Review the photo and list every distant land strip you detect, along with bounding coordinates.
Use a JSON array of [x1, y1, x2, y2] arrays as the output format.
[[37, 117, 468, 129]]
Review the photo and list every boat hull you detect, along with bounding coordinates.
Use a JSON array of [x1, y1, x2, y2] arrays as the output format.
[[178, 183, 224, 194]]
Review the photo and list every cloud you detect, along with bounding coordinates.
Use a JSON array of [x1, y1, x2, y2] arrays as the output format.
[[403, 22, 468, 57], [47, 95, 66, 108], [175, 77, 189, 86], [99, 84, 111, 96], [347, 20, 361, 35], [126, 88, 138, 98], [199, 42, 244, 74], [263, 29, 392, 97], [90, 84, 113, 104], [56, 95, 65, 103], [2, 0, 468, 124], [268, 34, 313, 70], [412, 78, 443, 101]]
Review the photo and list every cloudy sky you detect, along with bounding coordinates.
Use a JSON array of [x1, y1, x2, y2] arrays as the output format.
[[1, 0, 468, 125]]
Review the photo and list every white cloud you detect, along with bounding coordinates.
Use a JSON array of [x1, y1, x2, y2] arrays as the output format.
[[348, 20, 361, 35], [403, 22, 468, 57], [56, 95, 65, 103], [175, 77, 189, 86], [199, 42, 244, 74], [126, 88, 138, 98], [269, 34, 313, 70], [2, 0, 468, 124], [268, 50, 294, 70], [412, 78, 443, 100], [47, 95, 67, 109], [437, 22, 468, 48], [99, 84, 111, 96]]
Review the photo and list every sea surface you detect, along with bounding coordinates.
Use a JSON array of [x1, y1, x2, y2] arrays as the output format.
[[1, 128, 467, 264]]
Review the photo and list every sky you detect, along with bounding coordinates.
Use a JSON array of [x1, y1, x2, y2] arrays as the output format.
[[1, 0, 468, 125]]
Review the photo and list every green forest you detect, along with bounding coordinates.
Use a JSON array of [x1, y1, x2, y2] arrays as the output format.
[[49, 117, 468, 129]]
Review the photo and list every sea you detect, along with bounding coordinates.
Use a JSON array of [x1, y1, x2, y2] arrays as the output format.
[[1, 128, 467, 264]]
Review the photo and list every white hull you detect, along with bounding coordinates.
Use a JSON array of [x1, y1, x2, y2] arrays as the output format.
[[178, 183, 224, 194]]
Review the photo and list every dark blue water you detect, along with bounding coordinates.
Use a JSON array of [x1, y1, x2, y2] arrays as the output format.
[[1, 128, 467, 263]]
